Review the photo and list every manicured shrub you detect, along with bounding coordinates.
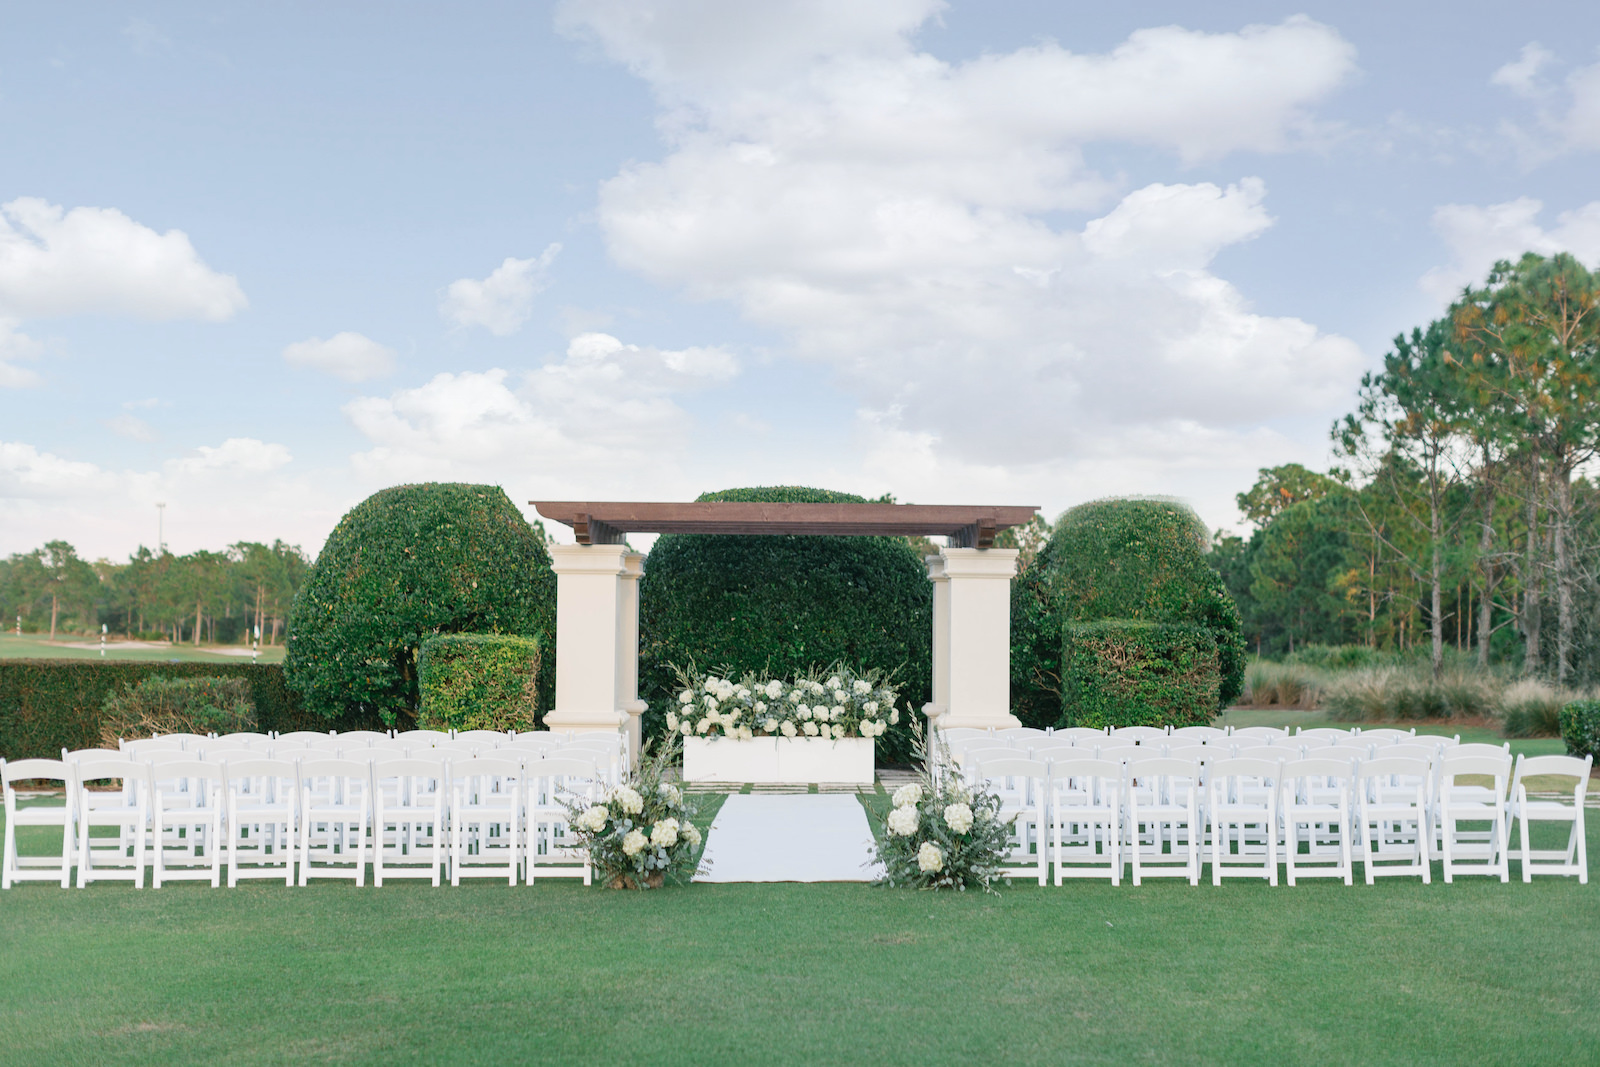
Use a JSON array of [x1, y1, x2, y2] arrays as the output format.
[[1560, 699, 1600, 759], [1061, 621, 1222, 730], [1012, 498, 1245, 727], [99, 675, 256, 747], [638, 486, 932, 764], [0, 660, 375, 760], [285, 483, 555, 727], [417, 634, 541, 732]]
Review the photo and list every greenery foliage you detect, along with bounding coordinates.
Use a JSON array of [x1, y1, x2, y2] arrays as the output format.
[[0, 660, 378, 760], [1560, 699, 1600, 759], [98, 675, 256, 747], [1062, 621, 1222, 729], [562, 732, 703, 889], [417, 634, 541, 733], [1011, 498, 1244, 728], [285, 483, 555, 727], [639, 486, 931, 762]]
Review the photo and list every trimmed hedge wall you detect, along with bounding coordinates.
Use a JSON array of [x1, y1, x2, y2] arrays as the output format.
[[0, 660, 383, 760], [1012, 498, 1245, 728], [1560, 699, 1600, 760], [1062, 621, 1222, 730], [417, 634, 541, 733], [639, 486, 932, 764]]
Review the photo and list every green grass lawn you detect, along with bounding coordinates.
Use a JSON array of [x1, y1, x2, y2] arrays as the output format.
[[2, 791, 1597, 1065], [1219, 704, 1567, 757], [0, 633, 284, 664]]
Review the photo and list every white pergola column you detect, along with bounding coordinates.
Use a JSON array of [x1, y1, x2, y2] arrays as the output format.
[[929, 547, 1020, 731], [544, 544, 644, 763], [921, 554, 950, 725]]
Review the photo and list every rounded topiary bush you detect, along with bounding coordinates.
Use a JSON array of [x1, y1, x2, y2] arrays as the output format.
[[1011, 497, 1246, 728], [285, 483, 555, 726], [638, 486, 932, 763]]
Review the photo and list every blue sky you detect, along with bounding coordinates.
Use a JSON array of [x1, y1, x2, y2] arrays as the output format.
[[3, 1, 1599, 558]]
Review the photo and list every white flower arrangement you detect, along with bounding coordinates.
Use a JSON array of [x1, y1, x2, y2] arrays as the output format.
[[667, 663, 902, 744], [561, 732, 704, 890]]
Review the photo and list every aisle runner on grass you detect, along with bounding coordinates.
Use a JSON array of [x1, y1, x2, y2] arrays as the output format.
[[695, 794, 883, 883]]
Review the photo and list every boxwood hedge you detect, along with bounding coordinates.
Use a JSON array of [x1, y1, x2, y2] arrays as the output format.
[[417, 633, 541, 733], [1062, 621, 1222, 730], [1560, 699, 1600, 760], [638, 486, 932, 763]]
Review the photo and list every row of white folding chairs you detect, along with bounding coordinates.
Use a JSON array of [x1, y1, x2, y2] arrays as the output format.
[[1, 750, 603, 890], [966, 748, 1589, 889]]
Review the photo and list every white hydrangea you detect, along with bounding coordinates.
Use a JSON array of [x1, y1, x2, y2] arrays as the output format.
[[943, 802, 974, 834], [829, 705, 844, 721], [737, 688, 751, 700], [892, 783, 923, 808], [754, 701, 767, 714], [763, 718, 778, 732], [831, 724, 845, 739], [622, 829, 648, 856], [826, 676, 841, 689], [665, 712, 679, 732], [832, 689, 847, 703], [797, 704, 812, 720], [803, 721, 819, 736], [679, 689, 694, 704], [853, 679, 872, 694], [917, 841, 944, 873], [863, 701, 878, 714], [682, 822, 702, 847], [576, 805, 610, 832], [696, 719, 712, 734], [886, 804, 920, 836], [766, 680, 783, 699], [611, 786, 643, 815], [862, 720, 881, 737], [810, 681, 826, 695], [889, 710, 899, 725], [703, 694, 719, 709], [658, 783, 682, 806], [780, 721, 797, 737], [789, 690, 802, 702], [651, 818, 680, 848]]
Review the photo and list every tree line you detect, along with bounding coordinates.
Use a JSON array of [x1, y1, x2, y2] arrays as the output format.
[[0, 540, 308, 646], [1215, 252, 1600, 684]]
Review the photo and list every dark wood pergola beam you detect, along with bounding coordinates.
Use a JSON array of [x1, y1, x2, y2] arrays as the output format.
[[531, 501, 1040, 548]]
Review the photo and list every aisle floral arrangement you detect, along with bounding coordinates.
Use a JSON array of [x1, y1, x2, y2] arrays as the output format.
[[563, 732, 705, 889], [666, 664, 901, 742], [868, 725, 1015, 891]]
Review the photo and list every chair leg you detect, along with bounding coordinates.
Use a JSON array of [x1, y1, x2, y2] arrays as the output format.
[[1520, 811, 1533, 884]]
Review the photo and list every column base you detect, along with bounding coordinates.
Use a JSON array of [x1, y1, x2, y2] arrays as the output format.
[[542, 708, 626, 734], [933, 710, 1021, 731]]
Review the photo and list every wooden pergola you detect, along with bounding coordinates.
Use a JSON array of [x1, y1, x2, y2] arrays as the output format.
[[530, 500, 1039, 762]]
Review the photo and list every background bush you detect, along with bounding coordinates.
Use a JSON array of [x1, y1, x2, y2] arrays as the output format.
[[99, 675, 257, 747], [285, 483, 555, 728], [1062, 621, 1222, 729], [1012, 498, 1245, 728], [1559, 699, 1600, 759], [417, 633, 540, 732], [638, 486, 932, 764], [0, 660, 378, 760]]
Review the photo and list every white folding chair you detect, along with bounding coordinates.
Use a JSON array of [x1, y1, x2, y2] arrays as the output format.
[[149, 760, 224, 888], [1208, 757, 1280, 886], [1358, 728, 1416, 745], [1110, 726, 1169, 744], [217, 732, 272, 747], [454, 730, 511, 748], [1231, 727, 1288, 743], [1048, 757, 1122, 885], [1509, 754, 1591, 883], [1052, 727, 1109, 744], [450, 757, 523, 886], [1126, 756, 1201, 886], [336, 731, 389, 748], [974, 756, 1048, 885], [1297, 728, 1356, 745], [1169, 726, 1227, 744], [277, 731, 336, 745], [1356, 755, 1432, 884], [1281, 757, 1353, 886], [396, 729, 448, 748], [372, 756, 448, 887], [298, 758, 371, 885], [995, 727, 1048, 743], [2, 758, 75, 889], [960, 745, 1021, 785], [1437, 749, 1511, 883], [70, 754, 148, 888], [222, 757, 298, 887], [119, 737, 186, 756], [525, 756, 597, 885]]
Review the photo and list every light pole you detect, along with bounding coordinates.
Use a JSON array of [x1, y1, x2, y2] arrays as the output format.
[[156, 502, 166, 553]]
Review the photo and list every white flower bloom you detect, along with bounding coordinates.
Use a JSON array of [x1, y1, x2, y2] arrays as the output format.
[[832, 724, 845, 739], [683, 822, 702, 847], [917, 841, 945, 873], [943, 802, 974, 834], [696, 719, 711, 734], [789, 690, 802, 702], [704, 695, 719, 709], [863, 701, 878, 714], [666, 713, 679, 732], [780, 721, 797, 737], [766, 680, 783, 699], [802, 721, 819, 736], [611, 786, 644, 815], [681, 722, 693, 735], [829, 705, 844, 721], [889, 710, 899, 725], [704, 679, 718, 693], [810, 681, 825, 695], [576, 805, 610, 832], [754, 701, 767, 714], [892, 783, 923, 808], [622, 829, 648, 856], [826, 676, 840, 689], [886, 804, 920, 836], [651, 818, 680, 848], [763, 718, 778, 732], [832, 689, 846, 704], [853, 679, 872, 694], [863, 720, 881, 737], [658, 783, 682, 806], [679, 689, 694, 704], [797, 705, 812, 720]]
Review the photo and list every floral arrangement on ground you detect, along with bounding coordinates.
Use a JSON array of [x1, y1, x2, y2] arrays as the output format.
[[666, 664, 901, 743], [564, 731, 704, 889], [868, 726, 1016, 891]]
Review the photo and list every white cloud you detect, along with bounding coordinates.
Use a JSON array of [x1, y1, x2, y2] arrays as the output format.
[[1492, 45, 1600, 158], [440, 245, 561, 336], [1421, 197, 1600, 301], [105, 415, 158, 443], [1490, 43, 1555, 99], [170, 438, 292, 476], [0, 318, 41, 387], [345, 331, 737, 491], [0, 198, 246, 321], [1081, 179, 1273, 269], [282, 332, 397, 383]]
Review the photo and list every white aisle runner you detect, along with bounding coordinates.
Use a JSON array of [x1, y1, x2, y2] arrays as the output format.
[[695, 793, 883, 882]]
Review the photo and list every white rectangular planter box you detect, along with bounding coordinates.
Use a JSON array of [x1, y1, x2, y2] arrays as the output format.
[[682, 736, 874, 785]]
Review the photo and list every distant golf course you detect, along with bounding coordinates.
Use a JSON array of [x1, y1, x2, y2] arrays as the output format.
[[0, 633, 284, 664]]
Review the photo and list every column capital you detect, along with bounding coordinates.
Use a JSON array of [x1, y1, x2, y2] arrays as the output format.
[[939, 546, 1019, 579], [925, 554, 947, 581], [548, 542, 632, 576]]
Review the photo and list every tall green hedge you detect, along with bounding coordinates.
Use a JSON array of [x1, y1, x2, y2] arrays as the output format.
[[285, 483, 555, 727], [0, 660, 381, 760], [1062, 621, 1222, 729], [1012, 498, 1245, 728], [417, 634, 541, 733], [1560, 700, 1600, 760], [639, 486, 932, 763]]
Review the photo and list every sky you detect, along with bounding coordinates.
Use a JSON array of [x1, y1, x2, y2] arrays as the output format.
[[3, 1, 1600, 560]]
